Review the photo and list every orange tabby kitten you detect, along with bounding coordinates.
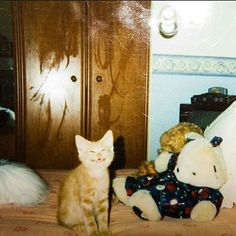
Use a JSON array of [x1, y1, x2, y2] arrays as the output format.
[[57, 130, 114, 236]]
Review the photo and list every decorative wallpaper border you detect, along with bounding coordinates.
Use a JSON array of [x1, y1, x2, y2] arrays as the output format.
[[152, 54, 236, 77]]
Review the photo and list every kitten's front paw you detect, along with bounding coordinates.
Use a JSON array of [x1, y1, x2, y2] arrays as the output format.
[[111, 193, 119, 206], [99, 229, 112, 236], [72, 223, 85, 233], [88, 231, 100, 236]]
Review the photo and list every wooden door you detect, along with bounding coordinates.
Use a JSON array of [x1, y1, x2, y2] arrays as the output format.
[[18, 1, 84, 169], [13, 1, 150, 169], [87, 1, 150, 168]]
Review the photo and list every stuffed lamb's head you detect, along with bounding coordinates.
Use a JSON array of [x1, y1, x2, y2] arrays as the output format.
[[173, 132, 228, 189]]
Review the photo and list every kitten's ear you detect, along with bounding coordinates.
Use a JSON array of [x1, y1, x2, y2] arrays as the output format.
[[75, 135, 90, 153], [100, 130, 113, 148]]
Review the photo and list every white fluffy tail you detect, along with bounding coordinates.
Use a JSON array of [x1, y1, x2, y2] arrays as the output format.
[[0, 160, 49, 206]]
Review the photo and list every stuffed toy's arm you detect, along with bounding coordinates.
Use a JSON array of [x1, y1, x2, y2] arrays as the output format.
[[113, 175, 156, 206], [155, 151, 172, 173], [112, 177, 129, 205]]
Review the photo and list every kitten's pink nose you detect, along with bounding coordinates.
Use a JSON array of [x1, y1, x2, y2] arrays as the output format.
[[96, 153, 102, 160]]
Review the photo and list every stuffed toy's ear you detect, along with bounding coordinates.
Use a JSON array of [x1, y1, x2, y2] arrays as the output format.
[[184, 132, 203, 143]]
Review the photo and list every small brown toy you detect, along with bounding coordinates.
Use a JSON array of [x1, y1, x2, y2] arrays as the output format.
[[137, 122, 203, 176], [138, 161, 158, 176], [159, 122, 203, 154]]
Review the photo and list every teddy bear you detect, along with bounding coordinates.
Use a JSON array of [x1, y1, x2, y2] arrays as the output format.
[[136, 122, 203, 177], [159, 122, 203, 154], [112, 132, 228, 222], [137, 160, 158, 176]]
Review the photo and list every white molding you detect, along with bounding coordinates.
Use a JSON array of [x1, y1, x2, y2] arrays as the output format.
[[152, 54, 236, 77]]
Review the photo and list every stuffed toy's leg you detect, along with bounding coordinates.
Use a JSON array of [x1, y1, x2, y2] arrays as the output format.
[[112, 177, 129, 205], [128, 190, 162, 221], [190, 201, 217, 222]]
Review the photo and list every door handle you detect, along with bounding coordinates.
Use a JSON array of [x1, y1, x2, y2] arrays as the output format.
[[96, 75, 103, 83], [70, 75, 77, 82]]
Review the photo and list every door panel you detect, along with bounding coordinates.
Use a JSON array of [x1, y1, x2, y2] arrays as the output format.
[[14, 1, 150, 169], [87, 1, 150, 168], [21, 1, 84, 168]]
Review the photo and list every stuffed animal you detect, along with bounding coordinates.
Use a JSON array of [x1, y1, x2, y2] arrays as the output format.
[[113, 132, 228, 222], [137, 160, 157, 176], [204, 100, 236, 208], [159, 122, 203, 154], [136, 122, 203, 177]]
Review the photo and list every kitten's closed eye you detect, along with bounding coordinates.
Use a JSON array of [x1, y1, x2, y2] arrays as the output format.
[[89, 149, 106, 154]]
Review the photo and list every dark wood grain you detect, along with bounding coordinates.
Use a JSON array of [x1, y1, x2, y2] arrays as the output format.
[[12, 1, 150, 169]]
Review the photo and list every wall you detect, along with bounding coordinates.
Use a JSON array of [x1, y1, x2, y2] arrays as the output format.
[[148, 1, 236, 160]]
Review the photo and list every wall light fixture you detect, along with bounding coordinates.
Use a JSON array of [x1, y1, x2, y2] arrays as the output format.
[[158, 6, 180, 38]]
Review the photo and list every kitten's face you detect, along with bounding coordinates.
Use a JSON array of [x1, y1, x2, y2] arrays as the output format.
[[75, 130, 114, 169]]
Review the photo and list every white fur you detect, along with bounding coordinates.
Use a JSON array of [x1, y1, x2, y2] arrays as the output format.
[[204, 101, 236, 208], [0, 160, 48, 206], [0, 106, 15, 127]]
